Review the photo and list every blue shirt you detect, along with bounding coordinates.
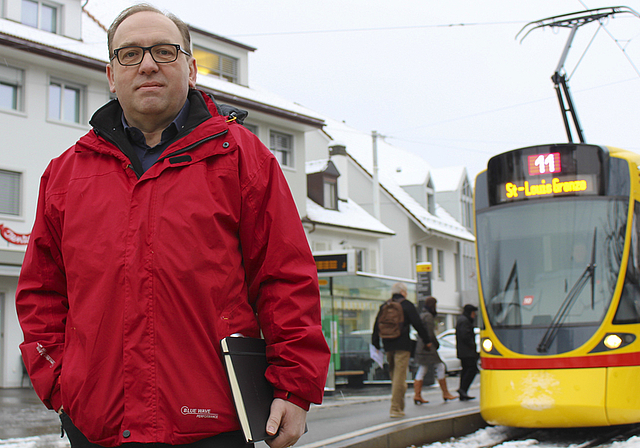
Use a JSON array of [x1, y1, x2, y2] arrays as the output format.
[[122, 98, 191, 173]]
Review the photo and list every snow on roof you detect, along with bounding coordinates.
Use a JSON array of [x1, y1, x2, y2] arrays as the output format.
[[320, 117, 432, 179], [378, 145, 431, 187], [379, 169, 475, 242], [306, 159, 330, 175], [321, 117, 474, 242], [0, 14, 106, 62], [306, 198, 394, 236], [430, 166, 468, 192]]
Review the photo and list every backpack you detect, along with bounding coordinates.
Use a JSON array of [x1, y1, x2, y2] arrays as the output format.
[[377, 298, 405, 339]]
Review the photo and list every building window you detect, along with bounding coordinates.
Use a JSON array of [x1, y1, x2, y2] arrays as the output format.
[[49, 79, 83, 124], [426, 247, 433, 263], [270, 131, 293, 167], [426, 178, 436, 215], [415, 244, 423, 263], [455, 251, 461, 292], [192, 47, 238, 83], [22, 0, 58, 33], [462, 177, 473, 229], [437, 249, 445, 280], [0, 65, 24, 111], [0, 169, 21, 216], [355, 248, 366, 272], [323, 180, 337, 210]]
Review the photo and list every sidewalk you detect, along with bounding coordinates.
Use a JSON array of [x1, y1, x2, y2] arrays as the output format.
[[0, 383, 415, 440], [0, 385, 392, 441], [0, 387, 61, 440], [0, 381, 481, 447]]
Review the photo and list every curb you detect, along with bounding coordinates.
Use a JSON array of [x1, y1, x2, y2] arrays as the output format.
[[299, 408, 485, 448]]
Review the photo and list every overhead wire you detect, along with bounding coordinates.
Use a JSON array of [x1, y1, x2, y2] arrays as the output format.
[[382, 3, 640, 148], [567, 25, 601, 80], [576, 0, 640, 77], [227, 5, 640, 152], [228, 21, 525, 38]]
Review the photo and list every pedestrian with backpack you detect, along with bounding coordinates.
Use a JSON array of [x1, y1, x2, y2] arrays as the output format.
[[372, 282, 431, 418]]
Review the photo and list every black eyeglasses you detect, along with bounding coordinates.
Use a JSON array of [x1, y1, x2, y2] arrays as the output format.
[[111, 44, 191, 66]]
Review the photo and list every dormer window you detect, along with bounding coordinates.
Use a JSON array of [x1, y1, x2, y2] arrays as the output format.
[[426, 178, 435, 215], [307, 160, 340, 210], [323, 179, 337, 210], [22, 0, 58, 33], [192, 46, 238, 83], [461, 177, 473, 229]]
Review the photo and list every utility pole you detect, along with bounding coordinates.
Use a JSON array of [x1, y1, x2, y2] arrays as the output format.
[[372, 130, 380, 220]]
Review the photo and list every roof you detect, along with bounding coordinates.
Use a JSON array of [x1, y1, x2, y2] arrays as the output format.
[[306, 159, 331, 175], [305, 198, 395, 236], [320, 117, 475, 243], [430, 166, 468, 192]]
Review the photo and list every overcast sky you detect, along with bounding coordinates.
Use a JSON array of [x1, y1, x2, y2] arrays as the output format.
[[125, 0, 640, 181]]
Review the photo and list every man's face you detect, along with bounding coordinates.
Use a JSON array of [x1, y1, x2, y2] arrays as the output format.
[[106, 11, 197, 130]]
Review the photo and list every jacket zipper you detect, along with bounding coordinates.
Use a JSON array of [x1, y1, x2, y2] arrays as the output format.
[[157, 130, 229, 165]]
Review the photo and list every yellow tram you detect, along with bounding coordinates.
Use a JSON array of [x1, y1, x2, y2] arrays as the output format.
[[474, 143, 640, 427]]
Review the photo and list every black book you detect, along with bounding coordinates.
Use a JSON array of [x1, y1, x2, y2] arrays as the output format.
[[220, 336, 275, 443]]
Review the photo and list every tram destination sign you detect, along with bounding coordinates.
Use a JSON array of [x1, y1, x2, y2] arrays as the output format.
[[499, 174, 597, 202], [313, 250, 356, 276], [487, 144, 605, 205]]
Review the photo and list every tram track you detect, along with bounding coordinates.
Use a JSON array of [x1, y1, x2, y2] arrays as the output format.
[[575, 423, 640, 447], [478, 424, 640, 448]]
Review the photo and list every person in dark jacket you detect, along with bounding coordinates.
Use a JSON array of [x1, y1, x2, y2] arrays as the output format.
[[413, 297, 456, 404], [456, 304, 479, 400], [372, 282, 430, 418]]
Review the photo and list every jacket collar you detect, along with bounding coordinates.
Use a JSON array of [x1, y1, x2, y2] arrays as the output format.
[[76, 90, 228, 178]]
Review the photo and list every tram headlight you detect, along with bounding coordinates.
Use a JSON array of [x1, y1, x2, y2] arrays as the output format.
[[590, 332, 636, 353], [604, 334, 623, 349], [482, 338, 493, 353]]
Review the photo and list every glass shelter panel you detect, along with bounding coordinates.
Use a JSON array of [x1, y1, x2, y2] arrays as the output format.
[[319, 275, 416, 384]]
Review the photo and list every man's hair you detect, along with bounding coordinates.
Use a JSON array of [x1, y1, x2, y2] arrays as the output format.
[[107, 3, 192, 57], [391, 282, 407, 296]]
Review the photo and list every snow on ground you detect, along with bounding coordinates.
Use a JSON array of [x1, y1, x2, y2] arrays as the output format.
[[1, 428, 640, 448], [0, 435, 68, 448], [419, 425, 640, 448]]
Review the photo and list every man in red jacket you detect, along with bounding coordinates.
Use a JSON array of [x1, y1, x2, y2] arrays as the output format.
[[16, 5, 330, 448]]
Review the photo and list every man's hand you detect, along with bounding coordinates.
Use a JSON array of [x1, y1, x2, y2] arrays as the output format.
[[265, 398, 307, 448]]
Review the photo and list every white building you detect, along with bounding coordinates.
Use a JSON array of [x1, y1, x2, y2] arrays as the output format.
[[430, 166, 478, 305], [306, 116, 476, 333]]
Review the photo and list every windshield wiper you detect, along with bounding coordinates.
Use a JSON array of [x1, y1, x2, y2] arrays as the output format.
[[492, 260, 520, 325], [537, 229, 597, 353]]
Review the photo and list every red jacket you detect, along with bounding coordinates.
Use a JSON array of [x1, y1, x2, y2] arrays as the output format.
[[16, 91, 330, 446]]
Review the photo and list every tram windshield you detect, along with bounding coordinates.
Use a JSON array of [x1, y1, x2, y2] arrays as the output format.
[[476, 197, 627, 334]]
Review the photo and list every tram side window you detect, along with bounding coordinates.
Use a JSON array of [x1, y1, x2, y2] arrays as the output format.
[[614, 202, 640, 324]]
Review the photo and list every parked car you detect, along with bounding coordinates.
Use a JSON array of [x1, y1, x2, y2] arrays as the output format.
[[436, 328, 480, 376], [337, 330, 391, 383], [338, 333, 373, 372], [436, 333, 461, 375]]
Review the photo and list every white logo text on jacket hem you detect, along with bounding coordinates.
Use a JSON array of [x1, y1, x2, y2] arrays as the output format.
[[181, 406, 219, 419]]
